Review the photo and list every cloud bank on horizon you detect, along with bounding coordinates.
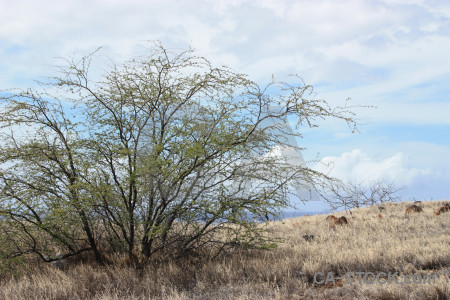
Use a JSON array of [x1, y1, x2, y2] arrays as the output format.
[[1, 0, 449, 201]]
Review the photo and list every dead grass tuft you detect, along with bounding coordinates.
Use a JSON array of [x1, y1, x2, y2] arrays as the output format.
[[1, 200, 449, 299]]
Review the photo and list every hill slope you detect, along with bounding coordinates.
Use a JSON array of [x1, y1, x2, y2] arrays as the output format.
[[1, 200, 449, 299]]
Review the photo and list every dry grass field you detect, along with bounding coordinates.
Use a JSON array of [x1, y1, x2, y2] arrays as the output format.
[[0, 200, 449, 300]]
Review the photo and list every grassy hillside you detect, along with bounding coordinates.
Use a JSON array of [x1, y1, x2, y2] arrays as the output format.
[[1, 200, 449, 299]]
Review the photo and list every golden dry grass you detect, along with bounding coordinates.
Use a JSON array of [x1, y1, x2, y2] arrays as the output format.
[[1, 200, 449, 299]]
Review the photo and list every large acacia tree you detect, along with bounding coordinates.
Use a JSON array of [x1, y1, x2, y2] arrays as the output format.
[[0, 44, 357, 264]]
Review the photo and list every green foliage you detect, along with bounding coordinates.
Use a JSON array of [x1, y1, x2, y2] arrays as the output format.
[[259, 242, 278, 250], [0, 43, 359, 264]]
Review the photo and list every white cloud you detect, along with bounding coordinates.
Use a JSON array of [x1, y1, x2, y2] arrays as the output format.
[[0, 0, 448, 200], [1, 0, 448, 125], [315, 149, 431, 186]]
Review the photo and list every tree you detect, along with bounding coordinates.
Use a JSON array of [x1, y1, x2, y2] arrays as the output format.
[[320, 180, 404, 214], [0, 43, 359, 264]]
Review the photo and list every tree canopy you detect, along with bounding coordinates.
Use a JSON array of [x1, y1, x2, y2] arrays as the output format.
[[0, 44, 358, 264]]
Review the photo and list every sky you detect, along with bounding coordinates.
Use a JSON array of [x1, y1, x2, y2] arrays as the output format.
[[1, 0, 449, 212]]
